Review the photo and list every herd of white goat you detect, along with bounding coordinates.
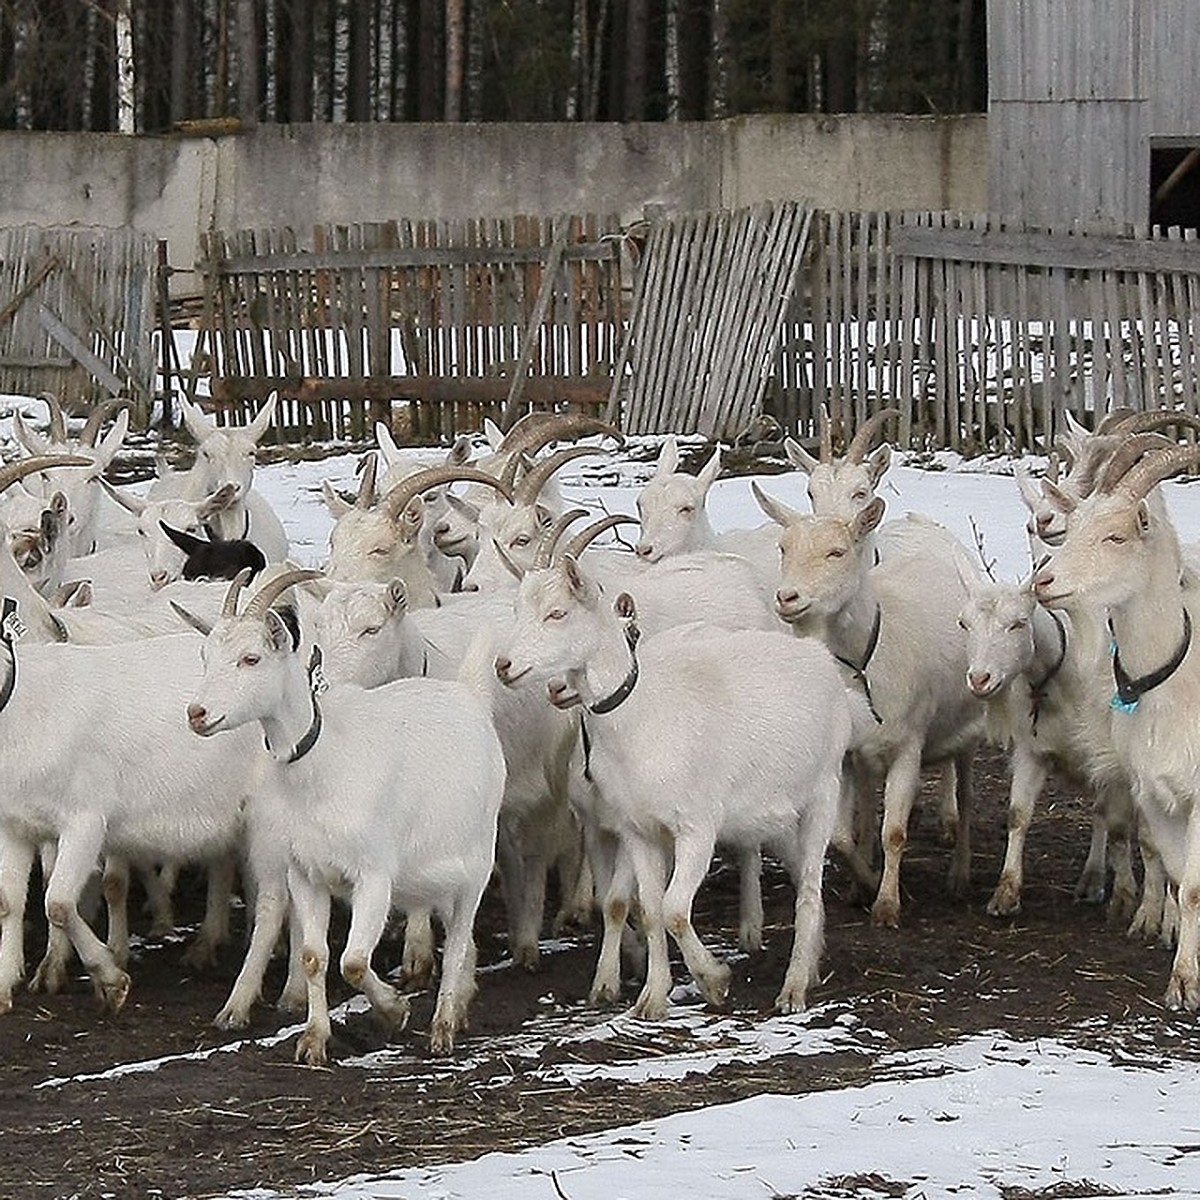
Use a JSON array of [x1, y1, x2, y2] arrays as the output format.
[[3, 393, 1200, 1064]]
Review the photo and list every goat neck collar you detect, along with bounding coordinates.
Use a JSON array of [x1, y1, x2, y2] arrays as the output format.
[[267, 645, 327, 763], [588, 617, 642, 715], [833, 603, 883, 723], [1110, 607, 1192, 715], [1029, 610, 1067, 735], [0, 596, 23, 715]]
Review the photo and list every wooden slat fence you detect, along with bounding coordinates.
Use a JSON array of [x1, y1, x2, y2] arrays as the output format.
[[771, 211, 1200, 455], [607, 202, 814, 439], [196, 214, 630, 442], [0, 225, 157, 419]]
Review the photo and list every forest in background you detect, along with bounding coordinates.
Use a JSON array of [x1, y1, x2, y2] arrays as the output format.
[[0, 0, 986, 132]]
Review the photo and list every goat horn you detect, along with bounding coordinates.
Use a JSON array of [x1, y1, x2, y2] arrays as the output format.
[[1095, 406, 1139, 434], [513, 446, 606, 506], [1096, 433, 1178, 495], [1108, 442, 1200, 502], [381, 465, 513, 522], [561, 514, 639, 561], [499, 449, 532, 494], [221, 567, 254, 617], [243, 568, 324, 620], [845, 408, 900, 464], [1107, 408, 1200, 439], [356, 452, 379, 509], [1046, 451, 1060, 485], [80, 398, 130, 447], [37, 392, 68, 444], [533, 507, 590, 569], [0, 453, 92, 496], [818, 404, 833, 464], [499, 412, 623, 457]]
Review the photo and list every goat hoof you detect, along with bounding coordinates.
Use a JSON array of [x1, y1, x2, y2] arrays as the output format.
[[774, 985, 808, 1015], [95, 971, 131, 1013], [986, 890, 1020, 918], [870, 899, 900, 929], [429, 1017, 459, 1055], [1165, 975, 1200, 1012], [214, 1005, 251, 1030], [630, 992, 669, 1021], [295, 1031, 328, 1066], [30, 957, 68, 995]]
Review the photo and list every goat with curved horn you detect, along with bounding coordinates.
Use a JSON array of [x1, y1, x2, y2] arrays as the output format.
[[355, 452, 379, 510], [37, 392, 69, 444], [818, 404, 833, 464], [1102, 408, 1200, 439], [243, 568, 325, 619], [1106, 442, 1200, 503], [512, 446, 608, 507], [1096, 433, 1180, 495], [380, 465, 514, 523], [532, 507, 590, 569], [845, 408, 901, 464], [0, 453, 93, 496], [561, 514, 640, 561], [221, 567, 255, 617], [499, 412, 623, 457]]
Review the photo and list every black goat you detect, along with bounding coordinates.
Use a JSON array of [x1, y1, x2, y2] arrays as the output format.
[[159, 521, 267, 582]]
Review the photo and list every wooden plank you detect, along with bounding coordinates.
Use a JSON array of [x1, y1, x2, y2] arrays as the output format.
[[37, 304, 123, 394], [892, 225, 1200, 275], [212, 243, 618, 274]]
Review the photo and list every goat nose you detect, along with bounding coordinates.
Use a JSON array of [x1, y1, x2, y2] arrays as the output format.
[[968, 670, 991, 693], [462, 580, 479, 593], [494, 656, 511, 681], [776, 588, 799, 608], [1032, 569, 1054, 593], [186, 702, 207, 725], [150, 570, 169, 589], [635, 543, 653, 560]]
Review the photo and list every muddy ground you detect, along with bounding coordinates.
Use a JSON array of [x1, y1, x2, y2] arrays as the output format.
[[1, 748, 1196, 1200]]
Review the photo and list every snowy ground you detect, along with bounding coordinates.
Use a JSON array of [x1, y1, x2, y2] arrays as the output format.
[[5, 392, 1200, 1200]]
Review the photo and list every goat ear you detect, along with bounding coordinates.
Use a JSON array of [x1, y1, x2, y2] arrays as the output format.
[[246, 391, 277, 444], [614, 591, 636, 621], [751, 481, 798, 527], [201, 483, 239, 517], [160, 521, 205, 554], [263, 608, 293, 652], [169, 599, 213, 637], [12, 410, 53, 455], [100, 477, 146, 517], [202, 521, 224, 543], [1136, 500, 1152, 535], [561, 553, 594, 602], [784, 435, 819, 476], [852, 497, 886, 539], [483, 418, 505, 450], [52, 579, 92, 608], [446, 492, 479, 522], [697, 444, 722, 491], [374, 420, 403, 465], [535, 503, 555, 530], [399, 496, 424, 536], [92, 407, 129, 471], [179, 395, 217, 444], [655, 436, 679, 477], [493, 539, 525, 581], [321, 480, 353, 517], [385, 578, 408, 615], [446, 434, 473, 467], [38, 508, 60, 551], [865, 444, 891, 486]]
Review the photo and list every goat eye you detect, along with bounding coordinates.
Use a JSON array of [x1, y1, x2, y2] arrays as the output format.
[[359, 625, 382, 638], [679, 505, 694, 516], [957, 617, 968, 631], [852, 490, 868, 501], [369, 546, 388, 556], [1008, 620, 1027, 632], [546, 609, 567, 622], [512, 535, 531, 548], [238, 653, 260, 668], [827, 548, 846, 559]]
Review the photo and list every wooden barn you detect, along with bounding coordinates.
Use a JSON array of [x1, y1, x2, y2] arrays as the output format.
[[988, 0, 1200, 231]]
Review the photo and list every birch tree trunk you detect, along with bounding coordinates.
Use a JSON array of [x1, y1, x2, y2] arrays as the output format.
[[114, 0, 136, 133]]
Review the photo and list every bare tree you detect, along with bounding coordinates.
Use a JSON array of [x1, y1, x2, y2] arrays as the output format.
[[445, 0, 463, 120]]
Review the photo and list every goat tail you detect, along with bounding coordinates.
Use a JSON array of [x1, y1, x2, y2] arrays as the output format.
[[456, 623, 499, 719]]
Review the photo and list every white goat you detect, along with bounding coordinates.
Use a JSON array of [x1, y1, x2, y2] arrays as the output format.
[[1032, 440, 1200, 1010], [754, 486, 986, 926], [493, 552, 855, 1019], [956, 568, 1137, 919], [182, 570, 506, 1060], [151, 393, 289, 562], [0, 624, 259, 1014]]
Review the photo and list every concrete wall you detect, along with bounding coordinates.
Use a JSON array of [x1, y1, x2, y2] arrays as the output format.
[[0, 115, 987, 291]]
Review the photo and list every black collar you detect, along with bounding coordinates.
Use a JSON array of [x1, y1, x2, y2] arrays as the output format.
[[1111, 608, 1192, 714], [579, 618, 642, 781], [1029, 610, 1067, 735], [0, 596, 20, 716], [587, 619, 642, 715], [833, 604, 884, 723], [266, 645, 326, 763]]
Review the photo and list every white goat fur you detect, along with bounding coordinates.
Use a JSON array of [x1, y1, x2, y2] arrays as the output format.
[[757, 490, 986, 926], [496, 554, 853, 1018], [188, 591, 506, 1060], [1032, 459, 1200, 1010]]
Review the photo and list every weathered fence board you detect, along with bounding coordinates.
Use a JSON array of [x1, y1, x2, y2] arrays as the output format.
[[0, 225, 156, 418], [608, 202, 813, 439], [197, 214, 629, 442], [771, 211, 1200, 455]]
